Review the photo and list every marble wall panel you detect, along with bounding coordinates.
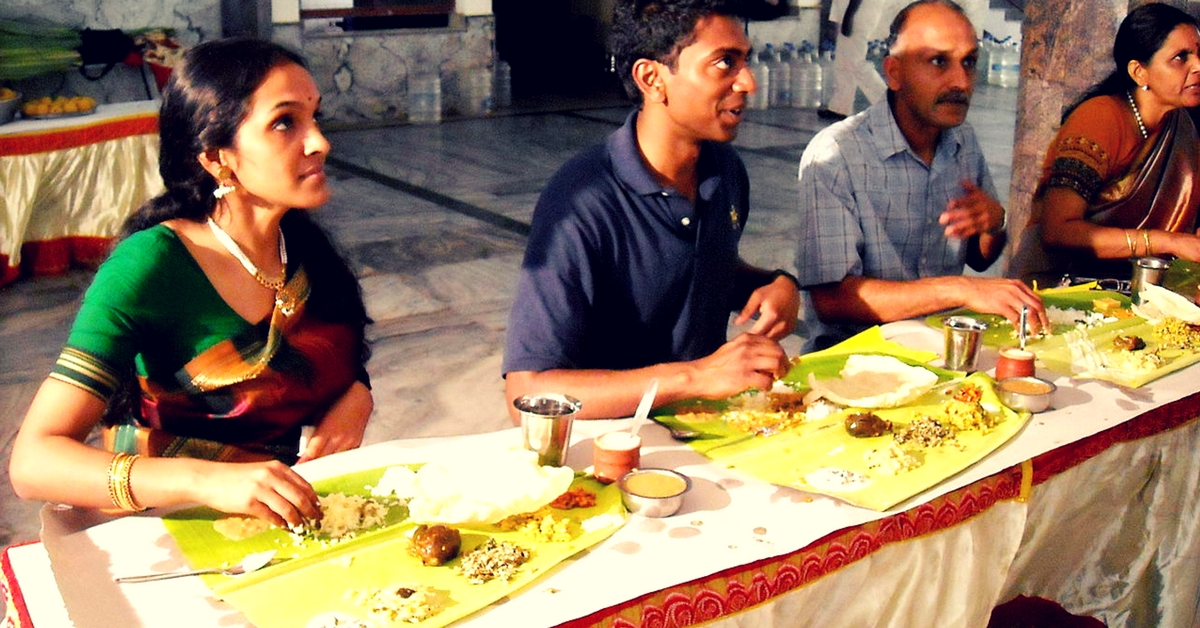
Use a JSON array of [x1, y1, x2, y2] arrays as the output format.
[[286, 15, 495, 126]]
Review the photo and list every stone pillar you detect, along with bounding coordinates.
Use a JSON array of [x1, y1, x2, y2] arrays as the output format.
[[1005, 0, 1126, 275]]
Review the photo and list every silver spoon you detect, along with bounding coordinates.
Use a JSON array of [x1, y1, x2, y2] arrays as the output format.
[[115, 550, 277, 583], [666, 426, 701, 441], [1019, 305, 1028, 350]]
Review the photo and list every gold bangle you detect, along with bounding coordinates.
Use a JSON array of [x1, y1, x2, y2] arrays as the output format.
[[1125, 229, 1137, 258], [1143, 229, 1153, 257], [107, 452, 146, 512]]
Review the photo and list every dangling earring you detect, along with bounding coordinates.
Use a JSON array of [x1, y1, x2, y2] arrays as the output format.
[[213, 165, 237, 199]]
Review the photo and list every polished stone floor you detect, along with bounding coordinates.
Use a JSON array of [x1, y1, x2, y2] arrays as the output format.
[[0, 83, 1017, 547]]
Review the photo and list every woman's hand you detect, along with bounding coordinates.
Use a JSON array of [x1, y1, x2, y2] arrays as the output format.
[[186, 459, 321, 528], [1156, 229, 1200, 262], [297, 382, 373, 464]]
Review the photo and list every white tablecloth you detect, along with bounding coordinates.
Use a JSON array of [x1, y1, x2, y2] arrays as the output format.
[[5, 321, 1200, 627]]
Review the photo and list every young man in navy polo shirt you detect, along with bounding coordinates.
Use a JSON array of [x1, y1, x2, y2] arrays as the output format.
[[503, 0, 800, 421]]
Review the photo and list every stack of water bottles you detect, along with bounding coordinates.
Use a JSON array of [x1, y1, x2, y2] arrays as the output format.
[[982, 31, 1021, 88], [748, 41, 828, 111]]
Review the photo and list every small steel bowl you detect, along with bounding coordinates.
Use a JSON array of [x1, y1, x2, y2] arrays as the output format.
[[0, 91, 20, 125], [618, 468, 691, 518], [997, 376, 1057, 413]]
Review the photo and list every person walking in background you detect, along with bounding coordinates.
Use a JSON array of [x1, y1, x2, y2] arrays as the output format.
[[821, 0, 891, 119]]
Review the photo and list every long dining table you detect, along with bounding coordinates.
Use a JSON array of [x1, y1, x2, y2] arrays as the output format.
[[3, 319, 1200, 627]]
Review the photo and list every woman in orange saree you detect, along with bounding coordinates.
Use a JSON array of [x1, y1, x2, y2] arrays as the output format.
[[1010, 3, 1200, 285]]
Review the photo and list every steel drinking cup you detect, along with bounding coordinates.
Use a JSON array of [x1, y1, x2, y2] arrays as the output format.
[[943, 316, 988, 372], [1130, 257, 1171, 304], [515, 393, 581, 467]]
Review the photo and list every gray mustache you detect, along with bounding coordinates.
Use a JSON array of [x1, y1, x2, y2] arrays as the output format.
[[937, 91, 971, 105]]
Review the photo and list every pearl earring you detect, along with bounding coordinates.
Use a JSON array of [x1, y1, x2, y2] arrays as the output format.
[[1141, 84, 1150, 91], [213, 165, 236, 199]]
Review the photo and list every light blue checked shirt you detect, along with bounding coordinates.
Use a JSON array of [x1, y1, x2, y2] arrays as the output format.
[[796, 98, 998, 351]]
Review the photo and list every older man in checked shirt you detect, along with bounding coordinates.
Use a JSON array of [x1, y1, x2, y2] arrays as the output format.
[[795, 0, 1048, 351]]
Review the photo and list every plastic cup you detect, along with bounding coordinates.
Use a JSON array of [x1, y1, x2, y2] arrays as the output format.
[[593, 431, 641, 484], [943, 316, 988, 372], [995, 347, 1036, 380], [515, 393, 581, 467], [1130, 257, 1170, 304]]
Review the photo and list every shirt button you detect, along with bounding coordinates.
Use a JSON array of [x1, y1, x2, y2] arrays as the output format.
[[661, 192, 669, 197], [681, 217, 691, 227]]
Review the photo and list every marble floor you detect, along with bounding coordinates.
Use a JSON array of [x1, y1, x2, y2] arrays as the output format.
[[0, 83, 1018, 548]]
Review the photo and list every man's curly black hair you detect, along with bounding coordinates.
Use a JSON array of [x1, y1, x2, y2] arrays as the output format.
[[610, 0, 749, 103]]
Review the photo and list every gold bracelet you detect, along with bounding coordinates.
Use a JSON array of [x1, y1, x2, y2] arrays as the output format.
[[1125, 229, 1137, 258], [1143, 229, 1153, 257], [107, 452, 146, 512]]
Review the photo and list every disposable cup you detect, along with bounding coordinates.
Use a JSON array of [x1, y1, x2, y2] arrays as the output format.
[[995, 347, 1036, 380], [593, 431, 641, 484], [514, 393, 581, 467], [943, 316, 988, 372]]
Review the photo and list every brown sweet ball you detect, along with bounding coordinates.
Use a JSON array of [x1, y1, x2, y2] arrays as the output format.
[[408, 524, 462, 566]]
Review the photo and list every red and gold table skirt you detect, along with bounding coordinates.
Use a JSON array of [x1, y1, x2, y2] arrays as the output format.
[[0, 102, 161, 287]]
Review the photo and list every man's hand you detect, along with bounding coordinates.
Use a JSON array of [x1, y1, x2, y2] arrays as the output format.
[[688, 333, 791, 399], [734, 274, 800, 340], [960, 276, 1050, 336], [940, 181, 1004, 239]]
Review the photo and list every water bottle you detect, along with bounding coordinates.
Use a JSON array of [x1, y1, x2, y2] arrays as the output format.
[[867, 41, 885, 78], [976, 32, 993, 87], [408, 73, 442, 124], [494, 60, 512, 109], [818, 42, 836, 107], [987, 35, 1009, 86], [770, 43, 791, 108], [748, 48, 770, 110], [788, 44, 807, 109], [792, 46, 822, 109], [999, 39, 1021, 88], [467, 66, 494, 116]]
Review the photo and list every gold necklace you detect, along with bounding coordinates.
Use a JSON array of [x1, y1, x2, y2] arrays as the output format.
[[206, 218, 287, 290]]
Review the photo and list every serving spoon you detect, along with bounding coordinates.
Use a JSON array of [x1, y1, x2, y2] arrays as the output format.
[[628, 378, 659, 439], [115, 550, 277, 583]]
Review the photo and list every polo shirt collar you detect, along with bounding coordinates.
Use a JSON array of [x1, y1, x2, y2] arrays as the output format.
[[611, 109, 664, 195], [867, 96, 965, 162], [609, 108, 722, 203]]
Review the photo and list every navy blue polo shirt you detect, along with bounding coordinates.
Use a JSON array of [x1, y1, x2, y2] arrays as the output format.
[[502, 110, 750, 375]]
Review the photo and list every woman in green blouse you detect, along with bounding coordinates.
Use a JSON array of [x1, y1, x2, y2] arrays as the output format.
[[9, 38, 372, 528]]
